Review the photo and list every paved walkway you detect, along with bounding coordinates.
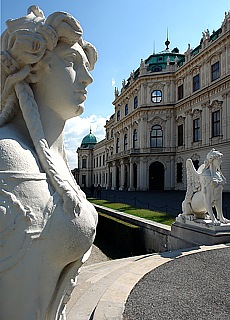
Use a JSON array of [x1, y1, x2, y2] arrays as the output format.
[[66, 243, 230, 319]]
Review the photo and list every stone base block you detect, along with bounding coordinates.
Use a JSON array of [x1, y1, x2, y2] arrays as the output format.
[[171, 219, 230, 246]]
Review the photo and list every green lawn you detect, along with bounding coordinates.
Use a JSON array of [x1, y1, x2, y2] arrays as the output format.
[[89, 198, 175, 226]]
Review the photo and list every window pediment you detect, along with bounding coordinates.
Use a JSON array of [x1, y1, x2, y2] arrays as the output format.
[[191, 108, 202, 119], [148, 82, 164, 89], [148, 116, 166, 127], [190, 66, 200, 76], [209, 100, 223, 111], [176, 116, 185, 125], [176, 78, 184, 86]]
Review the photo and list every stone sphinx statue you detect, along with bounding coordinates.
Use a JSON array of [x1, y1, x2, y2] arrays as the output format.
[[0, 6, 98, 320], [178, 149, 229, 226]]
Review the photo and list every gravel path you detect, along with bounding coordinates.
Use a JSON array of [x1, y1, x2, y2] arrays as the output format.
[[123, 247, 230, 320]]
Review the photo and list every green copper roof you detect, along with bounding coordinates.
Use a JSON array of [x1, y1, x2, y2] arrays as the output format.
[[81, 130, 97, 148], [145, 51, 185, 71]]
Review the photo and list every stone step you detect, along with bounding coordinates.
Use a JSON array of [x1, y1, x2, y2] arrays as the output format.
[[67, 256, 140, 320]]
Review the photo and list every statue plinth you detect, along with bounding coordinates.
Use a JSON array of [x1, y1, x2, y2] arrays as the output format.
[[172, 216, 230, 247]]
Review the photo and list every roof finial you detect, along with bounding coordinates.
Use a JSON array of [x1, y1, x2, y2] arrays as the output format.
[[165, 27, 170, 51], [153, 40, 155, 54]]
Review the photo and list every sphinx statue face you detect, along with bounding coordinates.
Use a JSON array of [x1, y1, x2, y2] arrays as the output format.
[[33, 41, 93, 120]]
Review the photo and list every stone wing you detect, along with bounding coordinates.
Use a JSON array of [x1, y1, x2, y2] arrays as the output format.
[[186, 159, 201, 193]]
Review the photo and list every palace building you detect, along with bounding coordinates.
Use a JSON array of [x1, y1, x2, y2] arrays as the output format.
[[77, 12, 230, 192]]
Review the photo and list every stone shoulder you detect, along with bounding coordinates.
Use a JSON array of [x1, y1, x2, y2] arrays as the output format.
[[0, 128, 42, 172]]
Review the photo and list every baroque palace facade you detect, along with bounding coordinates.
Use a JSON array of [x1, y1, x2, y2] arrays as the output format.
[[77, 12, 230, 192]]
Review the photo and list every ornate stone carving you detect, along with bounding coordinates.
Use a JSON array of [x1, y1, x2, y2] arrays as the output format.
[[189, 66, 200, 76], [0, 6, 98, 320], [176, 116, 185, 125], [191, 108, 202, 119], [222, 10, 230, 32], [209, 100, 223, 111], [177, 149, 229, 225], [176, 78, 184, 86]]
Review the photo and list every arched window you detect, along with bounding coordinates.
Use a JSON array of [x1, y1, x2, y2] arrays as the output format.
[[82, 158, 87, 168], [124, 134, 128, 150], [150, 125, 163, 147], [133, 129, 138, 148], [125, 104, 128, 116], [151, 90, 162, 103], [134, 96, 138, 109]]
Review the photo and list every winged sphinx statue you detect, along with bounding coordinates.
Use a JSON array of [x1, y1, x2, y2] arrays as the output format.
[[179, 149, 229, 225]]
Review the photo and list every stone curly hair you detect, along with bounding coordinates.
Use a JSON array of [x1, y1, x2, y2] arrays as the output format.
[[0, 6, 97, 213]]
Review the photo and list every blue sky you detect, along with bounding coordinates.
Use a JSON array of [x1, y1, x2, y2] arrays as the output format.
[[1, 0, 229, 168]]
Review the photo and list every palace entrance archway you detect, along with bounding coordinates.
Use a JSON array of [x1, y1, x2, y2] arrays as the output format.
[[149, 161, 164, 190]]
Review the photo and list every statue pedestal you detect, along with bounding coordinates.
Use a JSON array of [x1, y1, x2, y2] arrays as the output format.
[[171, 216, 230, 246]]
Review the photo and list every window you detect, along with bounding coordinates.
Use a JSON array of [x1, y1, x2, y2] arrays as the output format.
[[152, 66, 162, 72], [212, 110, 220, 137], [134, 96, 138, 109], [81, 174, 86, 186], [125, 104, 128, 116], [178, 124, 183, 146], [151, 90, 162, 103], [111, 129, 114, 138], [106, 132, 109, 140], [133, 129, 138, 148], [150, 125, 163, 147], [117, 110, 120, 121], [116, 137, 120, 153], [178, 84, 183, 100], [124, 134, 128, 150], [82, 158, 87, 168], [177, 163, 183, 183], [96, 157, 98, 167], [193, 118, 201, 142], [193, 74, 200, 91], [103, 154, 105, 165], [99, 156, 101, 167], [211, 61, 220, 81]]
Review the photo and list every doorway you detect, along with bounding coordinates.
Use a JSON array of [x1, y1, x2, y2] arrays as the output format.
[[149, 161, 164, 190]]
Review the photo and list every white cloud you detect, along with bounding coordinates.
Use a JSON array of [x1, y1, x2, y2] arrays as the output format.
[[64, 115, 108, 169], [112, 78, 116, 86]]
